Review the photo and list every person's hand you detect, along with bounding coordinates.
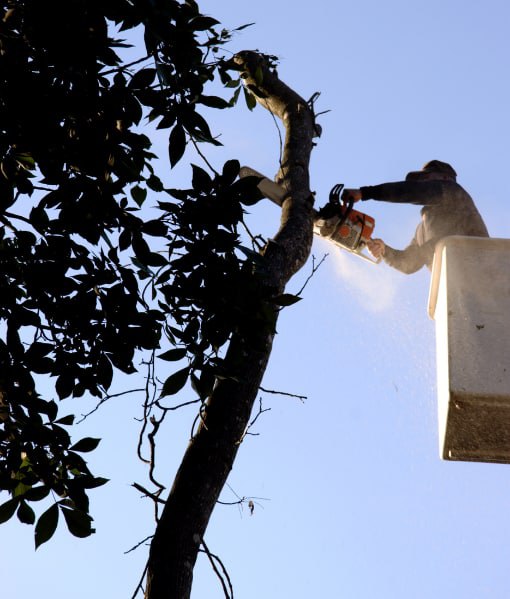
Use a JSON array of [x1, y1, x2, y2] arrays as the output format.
[[341, 188, 362, 203], [367, 238, 385, 259]]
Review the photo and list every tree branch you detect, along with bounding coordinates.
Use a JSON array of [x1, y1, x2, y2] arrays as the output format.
[[144, 51, 317, 599]]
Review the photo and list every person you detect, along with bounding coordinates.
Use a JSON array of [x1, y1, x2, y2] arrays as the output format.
[[342, 160, 489, 274]]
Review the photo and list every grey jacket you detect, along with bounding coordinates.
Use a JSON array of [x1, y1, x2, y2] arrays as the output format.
[[360, 180, 489, 274]]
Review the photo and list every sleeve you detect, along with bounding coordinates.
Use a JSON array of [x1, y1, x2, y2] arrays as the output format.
[[383, 240, 427, 274], [360, 180, 449, 206], [381, 226, 438, 274]]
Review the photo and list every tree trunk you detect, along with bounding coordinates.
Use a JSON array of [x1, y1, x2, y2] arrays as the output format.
[[145, 51, 317, 599]]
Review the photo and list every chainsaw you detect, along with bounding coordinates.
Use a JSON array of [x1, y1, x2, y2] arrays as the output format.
[[239, 166, 380, 264]]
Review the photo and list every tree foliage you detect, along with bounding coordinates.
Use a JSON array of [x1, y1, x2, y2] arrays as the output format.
[[0, 3, 319, 597], [0, 0, 264, 545]]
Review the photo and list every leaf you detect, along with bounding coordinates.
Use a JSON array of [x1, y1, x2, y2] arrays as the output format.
[[233, 22, 256, 32], [25, 486, 50, 502], [81, 477, 109, 490], [56, 372, 75, 399], [128, 67, 157, 89], [225, 78, 240, 89], [160, 367, 190, 398], [65, 452, 91, 475], [146, 174, 164, 192], [142, 219, 168, 237], [169, 124, 186, 168], [15, 152, 36, 169], [61, 507, 94, 538], [243, 87, 257, 111], [238, 245, 266, 266], [190, 15, 220, 31], [222, 159, 240, 185], [54, 414, 75, 426], [157, 348, 187, 362], [190, 370, 215, 400], [35, 504, 59, 549], [191, 164, 212, 193], [131, 185, 147, 207], [228, 86, 242, 107], [232, 176, 264, 206], [0, 498, 19, 524], [272, 294, 302, 307], [17, 500, 36, 525], [198, 95, 230, 109], [69, 437, 101, 453]]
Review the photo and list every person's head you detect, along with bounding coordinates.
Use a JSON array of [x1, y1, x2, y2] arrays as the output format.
[[405, 160, 457, 182]]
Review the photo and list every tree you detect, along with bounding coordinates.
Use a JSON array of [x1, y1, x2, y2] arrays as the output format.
[[0, 2, 319, 596]]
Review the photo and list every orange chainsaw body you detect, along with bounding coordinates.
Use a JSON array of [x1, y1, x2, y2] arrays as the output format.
[[313, 206, 376, 260]]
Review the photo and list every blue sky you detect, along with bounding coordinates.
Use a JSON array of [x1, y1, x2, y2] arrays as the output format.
[[3, 1, 510, 597]]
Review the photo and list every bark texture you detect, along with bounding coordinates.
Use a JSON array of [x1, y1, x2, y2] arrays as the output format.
[[145, 51, 317, 599]]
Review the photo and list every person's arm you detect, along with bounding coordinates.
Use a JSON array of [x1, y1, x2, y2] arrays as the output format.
[[359, 180, 451, 206], [367, 234, 432, 275], [382, 239, 428, 274]]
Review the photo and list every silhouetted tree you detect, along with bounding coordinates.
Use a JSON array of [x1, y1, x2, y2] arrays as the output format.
[[0, 2, 318, 597]]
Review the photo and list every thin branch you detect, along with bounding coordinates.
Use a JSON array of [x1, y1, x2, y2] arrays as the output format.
[[240, 217, 266, 252], [238, 397, 271, 443], [259, 386, 306, 402], [253, 92, 284, 168], [76, 388, 145, 423], [0, 213, 18, 233], [190, 136, 220, 175], [295, 253, 328, 297], [267, 102, 284, 167], [147, 414, 167, 492], [101, 54, 152, 76], [200, 539, 234, 599], [155, 397, 201, 412], [132, 482, 165, 505], [137, 352, 157, 465], [125, 535, 155, 555], [190, 401, 209, 439], [130, 559, 149, 599], [217, 492, 269, 515]]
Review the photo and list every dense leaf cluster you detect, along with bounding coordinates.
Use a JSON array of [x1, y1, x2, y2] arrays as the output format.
[[156, 161, 275, 400], [0, 0, 262, 545]]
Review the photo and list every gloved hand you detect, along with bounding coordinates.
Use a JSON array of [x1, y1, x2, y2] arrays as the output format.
[[367, 238, 386, 259], [341, 188, 362, 203]]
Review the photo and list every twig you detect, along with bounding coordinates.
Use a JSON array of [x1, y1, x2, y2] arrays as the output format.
[[76, 388, 145, 423], [240, 217, 266, 252], [238, 397, 270, 443], [259, 386, 306, 402], [137, 352, 157, 465], [101, 54, 152, 76], [200, 538, 234, 599], [4, 210, 33, 226], [125, 534, 155, 555], [190, 136, 220, 175], [147, 414, 167, 492], [155, 397, 201, 412], [132, 482, 165, 505], [190, 401, 209, 439], [130, 559, 149, 599], [295, 253, 328, 296], [0, 213, 18, 233]]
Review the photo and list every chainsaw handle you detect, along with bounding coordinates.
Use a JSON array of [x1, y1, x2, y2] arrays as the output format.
[[341, 188, 362, 204], [328, 183, 344, 205]]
